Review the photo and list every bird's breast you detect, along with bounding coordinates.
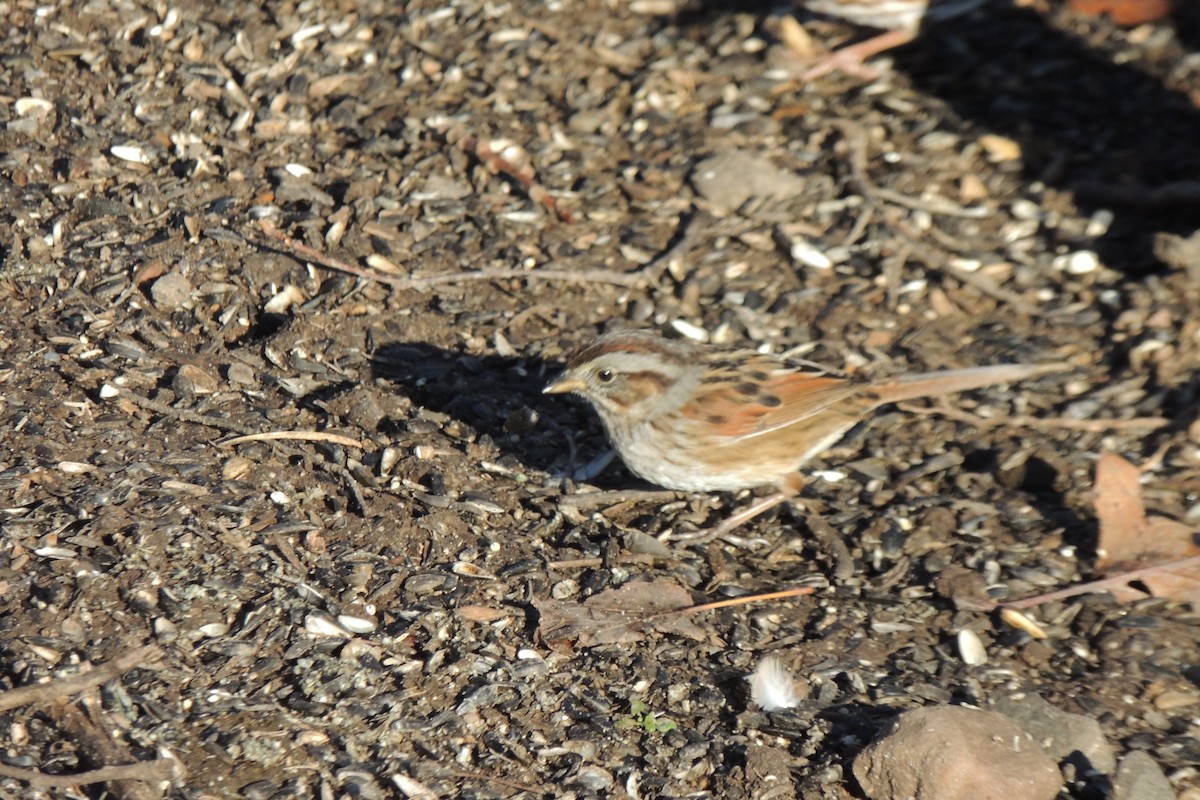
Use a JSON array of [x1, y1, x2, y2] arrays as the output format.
[[804, 0, 985, 30]]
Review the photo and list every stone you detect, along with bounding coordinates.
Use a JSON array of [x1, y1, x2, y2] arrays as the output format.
[[991, 693, 1115, 773], [853, 705, 1061, 800]]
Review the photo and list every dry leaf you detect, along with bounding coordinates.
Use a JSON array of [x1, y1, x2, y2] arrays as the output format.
[[1094, 451, 1147, 562], [1093, 452, 1200, 602], [534, 578, 708, 648]]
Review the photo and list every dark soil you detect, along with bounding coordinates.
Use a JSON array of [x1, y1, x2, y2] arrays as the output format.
[[1, 1, 1199, 798]]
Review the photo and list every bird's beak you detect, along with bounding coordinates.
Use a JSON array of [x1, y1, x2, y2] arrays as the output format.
[[544, 375, 584, 395]]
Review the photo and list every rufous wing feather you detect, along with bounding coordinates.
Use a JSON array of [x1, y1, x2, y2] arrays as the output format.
[[682, 371, 860, 439]]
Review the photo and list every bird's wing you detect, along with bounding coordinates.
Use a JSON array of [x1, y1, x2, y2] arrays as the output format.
[[680, 355, 860, 440]]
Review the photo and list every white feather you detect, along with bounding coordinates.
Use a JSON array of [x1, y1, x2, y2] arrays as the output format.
[[748, 655, 801, 711]]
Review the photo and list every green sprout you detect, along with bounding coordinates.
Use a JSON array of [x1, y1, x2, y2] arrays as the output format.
[[615, 699, 678, 734]]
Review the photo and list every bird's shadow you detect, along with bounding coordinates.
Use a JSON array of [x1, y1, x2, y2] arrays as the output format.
[[678, 1, 1200, 276], [368, 340, 632, 487]]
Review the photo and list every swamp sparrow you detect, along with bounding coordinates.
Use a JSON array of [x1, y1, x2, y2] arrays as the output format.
[[545, 329, 1063, 542]]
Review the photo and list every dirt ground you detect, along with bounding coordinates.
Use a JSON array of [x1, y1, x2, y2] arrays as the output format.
[[2, 0, 1199, 798]]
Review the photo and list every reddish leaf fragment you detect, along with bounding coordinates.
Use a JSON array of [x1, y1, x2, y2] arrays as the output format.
[[1093, 453, 1200, 603], [1094, 452, 1149, 566]]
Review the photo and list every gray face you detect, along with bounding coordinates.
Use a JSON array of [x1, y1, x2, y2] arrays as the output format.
[[553, 353, 671, 416], [543, 332, 700, 426]]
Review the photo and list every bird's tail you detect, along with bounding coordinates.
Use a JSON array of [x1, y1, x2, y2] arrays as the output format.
[[866, 363, 1068, 407]]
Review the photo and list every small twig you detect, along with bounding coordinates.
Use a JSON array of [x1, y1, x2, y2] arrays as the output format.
[[981, 555, 1200, 610], [0, 759, 176, 789], [0, 645, 175, 797], [258, 221, 644, 288], [324, 460, 370, 516], [267, 531, 311, 575], [457, 133, 578, 223], [552, 489, 685, 508], [52, 703, 175, 800], [590, 587, 816, 620], [218, 430, 366, 448], [560, 585, 817, 647], [0, 645, 161, 713], [896, 401, 1171, 432], [870, 185, 991, 218], [105, 386, 258, 436], [1137, 438, 1175, 473], [843, 203, 875, 246], [803, 511, 857, 582], [836, 119, 877, 201], [682, 587, 815, 614], [105, 385, 371, 515], [547, 554, 670, 569], [452, 770, 547, 794], [640, 210, 711, 283]]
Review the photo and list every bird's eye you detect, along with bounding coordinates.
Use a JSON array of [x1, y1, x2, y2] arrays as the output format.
[[596, 368, 615, 383]]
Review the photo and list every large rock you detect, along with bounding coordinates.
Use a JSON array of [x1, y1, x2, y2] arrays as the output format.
[[853, 705, 1061, 800]]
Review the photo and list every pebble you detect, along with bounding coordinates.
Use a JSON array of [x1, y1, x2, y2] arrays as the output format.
[[959, 174, 988, 202], [978, 133, 1022, 162], [1009, 198, 1043, 220], [150, 272, 194, 309], [154, 617, 178, 641], [670, 318, 709, 342], [991, 693, 1115, 773], [1053, 250, 1100, 274], [451, 562, 496, 580], [174, 363, 219, 396], [392, 773, 438, 799], [241, 780, 279, 800], [304, 613, 350, 638], [105, 338, 150, 361], [853, 706, 1061, 800], [1111, 750, 1176, 800], [551, 579, 579, 599], [572, 765, 614, 791], [956, 629, 987, 666], [404, 573, 455, 595], [15, 97, 54, 116], [782, 232, 833, 269], [336, 614, 377, 634], [999, 607, 1048, 640], [690, 151, 806, 212], [1153, 691, 1200, 710], [226, 362, 258, 386], [34, 547, 77, 559], [264, 284, 305, 314], [111, 143, 152, 164], [222, 457, 252, 481], [1086, 209, 1114, 237]]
